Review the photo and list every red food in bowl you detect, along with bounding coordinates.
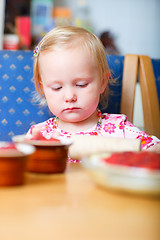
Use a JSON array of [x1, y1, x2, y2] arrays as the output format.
[[102, 152, 160, 170], [30, 132, 60, 142], [0, 142, 17, 150]]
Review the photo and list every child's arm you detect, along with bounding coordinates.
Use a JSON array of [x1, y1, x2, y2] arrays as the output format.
[[145, 142, 160, 153], [122, 116, 160, 151]]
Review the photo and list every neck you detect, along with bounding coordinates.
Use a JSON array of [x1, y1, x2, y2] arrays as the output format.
[[57, 111, 99, 133]]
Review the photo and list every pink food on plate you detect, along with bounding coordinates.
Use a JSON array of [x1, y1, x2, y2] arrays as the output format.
[[102, 152, 160, 170]]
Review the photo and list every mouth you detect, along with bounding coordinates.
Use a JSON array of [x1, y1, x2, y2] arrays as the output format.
[[63, 107, 80, 112]]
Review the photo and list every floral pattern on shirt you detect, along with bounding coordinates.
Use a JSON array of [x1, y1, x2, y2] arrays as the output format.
[[26, 111, 160, 162], [137, 134, 154, 148], [103, 123, 116, 134]]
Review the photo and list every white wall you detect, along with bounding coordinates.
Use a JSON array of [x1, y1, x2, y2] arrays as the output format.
[[54, 0, 160, 58]]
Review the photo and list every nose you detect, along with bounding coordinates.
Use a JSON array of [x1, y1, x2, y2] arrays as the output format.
[[64, 88, 77, 103]]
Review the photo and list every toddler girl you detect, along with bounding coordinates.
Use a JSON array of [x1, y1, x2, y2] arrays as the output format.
[[27, 26, 160, 161]]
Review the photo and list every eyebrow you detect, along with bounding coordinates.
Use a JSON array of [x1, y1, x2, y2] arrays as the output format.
[[73, 77, 92, 82]]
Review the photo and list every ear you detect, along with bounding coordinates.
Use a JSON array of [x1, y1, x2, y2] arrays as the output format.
[[39, 81, 45, 97], [100, 71, 110, 93]]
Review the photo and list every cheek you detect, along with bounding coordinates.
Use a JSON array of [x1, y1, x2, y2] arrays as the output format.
[[43, 87, 55, 99], [86, 85, 101, 99], [45, 91, 59, 104], [45, 96, 60, 116], [81, 88, 100, 107], [42, 89, 59, 108]]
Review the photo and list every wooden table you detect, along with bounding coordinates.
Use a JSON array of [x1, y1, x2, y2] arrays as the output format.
[[0, 163, 159, 240]]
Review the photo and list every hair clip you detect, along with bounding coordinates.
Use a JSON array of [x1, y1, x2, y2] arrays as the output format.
[[33, 46, 40, 57]]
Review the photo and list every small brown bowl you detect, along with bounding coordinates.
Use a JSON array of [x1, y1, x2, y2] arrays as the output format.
[[0, 142, 35, 186], [12, 135, 72, 174]]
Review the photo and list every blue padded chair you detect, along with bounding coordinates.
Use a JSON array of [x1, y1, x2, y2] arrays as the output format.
[[0, 50, 51, 141], [0, 50, 138, 141], [104, 54, 138, 124], [152, 58, 160, 108], [102, 55, 124, 114]]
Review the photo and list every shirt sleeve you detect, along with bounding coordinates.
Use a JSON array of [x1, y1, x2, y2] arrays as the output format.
[[124, 118, 160, 150]]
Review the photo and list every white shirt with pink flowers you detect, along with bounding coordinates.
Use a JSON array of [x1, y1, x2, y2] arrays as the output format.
[[27, 111, 160, 162]]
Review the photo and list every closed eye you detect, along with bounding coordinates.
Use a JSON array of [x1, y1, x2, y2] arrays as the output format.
[[52, 86, 62, 91], [76, 83, 88, 88], [51, 84, 62, 91]]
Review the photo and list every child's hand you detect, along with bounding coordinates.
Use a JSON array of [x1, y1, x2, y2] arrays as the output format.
[[28, 123, 61, 140], [31, 124, 46, 137]]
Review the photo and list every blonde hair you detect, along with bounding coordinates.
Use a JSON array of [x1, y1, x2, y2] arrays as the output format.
[[33, 26, 111, 108]]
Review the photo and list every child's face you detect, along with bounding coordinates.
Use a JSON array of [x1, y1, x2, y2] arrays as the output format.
[[39, 46, 104, 123]]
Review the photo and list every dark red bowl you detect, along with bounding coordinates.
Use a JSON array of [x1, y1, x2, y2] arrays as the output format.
[[12, 135, 72, 174], [0, 142, 35, 186]]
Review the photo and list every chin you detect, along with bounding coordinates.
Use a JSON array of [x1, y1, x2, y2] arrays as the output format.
[[62, 115, 87, 123]]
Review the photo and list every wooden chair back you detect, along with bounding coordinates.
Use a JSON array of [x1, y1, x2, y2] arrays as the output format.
[[139, 55, 160, 138], [120, 54, 139, 123]]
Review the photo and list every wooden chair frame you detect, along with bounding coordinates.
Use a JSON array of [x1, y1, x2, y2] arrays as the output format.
[[120, 54, 160, 138], [120, 54, 139, 123], [138, 55, 160, 138]]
